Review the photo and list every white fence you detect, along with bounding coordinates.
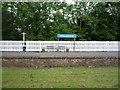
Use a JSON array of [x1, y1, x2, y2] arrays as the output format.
[[0, 41, 119, 51]]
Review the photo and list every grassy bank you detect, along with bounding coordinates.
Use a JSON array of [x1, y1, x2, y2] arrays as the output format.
[[2, 67, 118, 88]]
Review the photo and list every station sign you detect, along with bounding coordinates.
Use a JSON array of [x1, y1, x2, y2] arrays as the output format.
[[57, 34, 76, 38]]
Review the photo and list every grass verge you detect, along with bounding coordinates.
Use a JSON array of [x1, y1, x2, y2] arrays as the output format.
[[2, 66, 118, 88]]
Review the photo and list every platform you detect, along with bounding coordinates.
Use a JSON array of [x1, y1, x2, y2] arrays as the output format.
[[1, 51, 119, 59]]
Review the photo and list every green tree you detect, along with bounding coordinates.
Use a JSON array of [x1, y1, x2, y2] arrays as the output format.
[[2, 2, 119, 41]]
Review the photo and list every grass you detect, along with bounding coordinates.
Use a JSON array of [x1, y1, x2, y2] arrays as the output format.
[[2, 66, 118, 88]]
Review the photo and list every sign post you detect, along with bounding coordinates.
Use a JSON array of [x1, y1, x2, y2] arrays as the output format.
[[58, 38, 59, 51], [57, 34, 76, 51], [74, 38, 75, 51], [22, 32, 26, 52]]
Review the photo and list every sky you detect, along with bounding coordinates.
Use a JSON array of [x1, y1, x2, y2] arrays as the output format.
[[60, 0, 75, 4], [65, 0, 75, 4]]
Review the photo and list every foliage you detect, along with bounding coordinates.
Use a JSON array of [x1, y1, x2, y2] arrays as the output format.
[[2, 2, 120, 41]]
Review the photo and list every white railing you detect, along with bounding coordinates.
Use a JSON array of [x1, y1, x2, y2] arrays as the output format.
[[0, 41, 119, 51]]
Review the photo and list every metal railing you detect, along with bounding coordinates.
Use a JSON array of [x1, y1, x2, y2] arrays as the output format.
[[0, 41, 119, 51]]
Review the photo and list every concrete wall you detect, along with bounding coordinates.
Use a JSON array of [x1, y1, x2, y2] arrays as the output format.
[[2, 58, 118, 68]]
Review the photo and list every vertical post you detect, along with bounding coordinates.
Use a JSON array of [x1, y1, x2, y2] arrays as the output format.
[[57, 38, 59, 52], [58, 38, 59, 46], [22, 32, 26, 52], [74, 38, 75, 51]]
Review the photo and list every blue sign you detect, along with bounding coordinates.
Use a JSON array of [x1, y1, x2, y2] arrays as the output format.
[[57, 34, 76, 38]]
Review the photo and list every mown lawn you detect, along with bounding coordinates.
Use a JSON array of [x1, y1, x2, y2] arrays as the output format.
[[2, 66, 118, 88]]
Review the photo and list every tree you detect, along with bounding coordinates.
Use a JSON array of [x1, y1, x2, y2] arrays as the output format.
[[2, 2, 119, 41]]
